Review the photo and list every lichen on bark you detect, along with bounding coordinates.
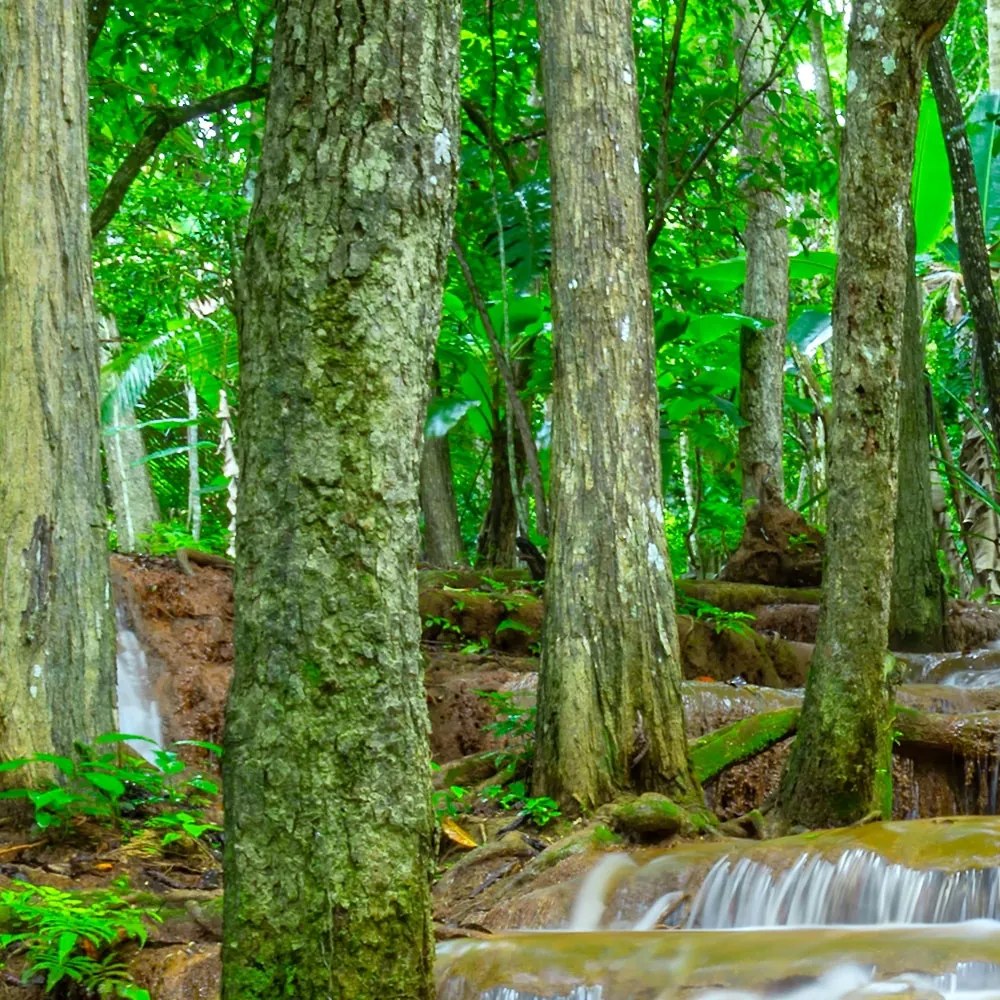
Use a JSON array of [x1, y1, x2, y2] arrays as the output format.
[[532, 0, 701, 814], [221, 0, 460, 995], [777, 0, 957, 829]]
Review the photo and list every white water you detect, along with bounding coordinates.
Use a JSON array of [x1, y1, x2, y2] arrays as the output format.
[[682, 850, 1000, 928], [437, 827, 1000, 999], [115, 609, 163, 762]]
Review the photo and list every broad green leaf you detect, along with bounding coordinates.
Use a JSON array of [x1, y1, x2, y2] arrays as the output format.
[[787, 309, 833, 356], [968, 92, 1000, 242], [426, 398, 482, 438], [913, 93, 952, 252], [691, 251, 838, 293], [82, 772, 126, 798]]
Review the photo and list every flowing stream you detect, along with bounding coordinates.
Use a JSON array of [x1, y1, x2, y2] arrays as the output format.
[[436, 819, 1000, 998]]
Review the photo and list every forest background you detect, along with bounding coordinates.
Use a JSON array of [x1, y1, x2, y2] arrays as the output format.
[[89, 0, 997, 604]]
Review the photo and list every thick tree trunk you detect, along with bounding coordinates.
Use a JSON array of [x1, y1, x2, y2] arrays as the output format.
[[890, 221, 945, 651], [735, 0, 789, 505], [778, 0, 956, 829], [222, 0, 459, 995], [928, 39, 1000, 461], [420, 432, 465, 566], [0, 0, 115, 773], [101, 319, 161, 552], [533, 0, 701, 813]]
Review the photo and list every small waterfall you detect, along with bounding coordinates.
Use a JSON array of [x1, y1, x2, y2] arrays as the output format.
[[115, 608, 163, 762], [681, 850, 1000, 928]]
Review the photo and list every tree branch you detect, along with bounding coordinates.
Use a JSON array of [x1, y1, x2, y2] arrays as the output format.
[[461, 98, 519, 187], [90, 82, 267, 238], [648, 0, 689, 244], [647, 0, 811, 252], [928, 38, 1000, 460], [88, 0, 114, 57], [452, 240, 549, 537]]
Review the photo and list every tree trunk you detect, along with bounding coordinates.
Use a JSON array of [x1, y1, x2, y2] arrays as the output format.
[[222, 0, 459, 994], [808, 9, 840, 152], [0, 0, 115, 773], [420, 432, 465, 566], [990, 0, 1000, 90], [477, 413, 519, 568], [928, 39, 1000, 461], [778, 0, 957, 829], [185, 378, 202, 542], [101, 318, 161, 553], [889, 220, 945, 651], [533, 0, 701, 813], [735, 0, 789, 505]]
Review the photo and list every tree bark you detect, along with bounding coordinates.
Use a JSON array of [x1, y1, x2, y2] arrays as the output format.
[[735, 0, 789, 504], [477, 413, 520, 568], [889, 220, 945, 651], [222, 0, 459, 994], [808, 9, 840, 152], [990, 0, 1000, 90], [0, 0, 116, 773], [533, 0, 701, 813], [928, 39, 1000, 461], [778, 0, 957, 829], [420, 432, 465, 566]]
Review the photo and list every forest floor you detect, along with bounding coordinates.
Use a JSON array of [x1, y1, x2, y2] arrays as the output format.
[[2, 550, 1000, 997]]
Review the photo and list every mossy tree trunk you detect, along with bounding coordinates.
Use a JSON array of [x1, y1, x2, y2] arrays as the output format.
[[221, 0, 459, 995], [533, 0, 701, 813], [735, 0, 789, 505], [890, 218, 945, 652], [778, 0, 956, 829], [0, 0, 115, 774]]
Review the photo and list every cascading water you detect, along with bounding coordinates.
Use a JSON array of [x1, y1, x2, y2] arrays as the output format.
[[115, 608, 163, 762], [436, 819, 1000, 999]]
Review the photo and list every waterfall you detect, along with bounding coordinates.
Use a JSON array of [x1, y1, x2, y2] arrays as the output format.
[[115, 608, 163, 762]]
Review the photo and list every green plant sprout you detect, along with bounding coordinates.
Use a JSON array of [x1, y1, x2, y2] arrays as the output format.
[[676, 595, 756, 636]]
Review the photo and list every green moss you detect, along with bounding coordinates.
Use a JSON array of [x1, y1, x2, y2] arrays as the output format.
[[589, 824, 621, 847], [688, 708, 800, 783]]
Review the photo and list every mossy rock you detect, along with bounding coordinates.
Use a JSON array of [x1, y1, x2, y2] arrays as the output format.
[[608, 793, 686, 839]]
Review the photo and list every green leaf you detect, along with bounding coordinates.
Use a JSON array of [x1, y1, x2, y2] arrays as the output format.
[[787, 309, 832, 356], [913, 93, 952, 253], [57, 930, 78, 964], [82, 772, 126, 798], [426, 397, 482, 437], [968, 93, 1000, 242]]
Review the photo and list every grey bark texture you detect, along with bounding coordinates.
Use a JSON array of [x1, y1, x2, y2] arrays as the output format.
[[221, 0, 460, 994], [533, 0, 701, 812], [778, 0, 956, 829], [736, 0, 789, 504], [420, 432, 466, 566], [889, 220, 945, 652], [0, 0, 116, 772]]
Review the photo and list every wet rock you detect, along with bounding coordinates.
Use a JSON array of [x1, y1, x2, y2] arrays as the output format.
[[608, 794, 685, 840], [720, 500, 824, 587]]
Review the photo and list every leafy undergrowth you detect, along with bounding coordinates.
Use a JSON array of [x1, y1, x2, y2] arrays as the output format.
[[0, 735, 223, 999]]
